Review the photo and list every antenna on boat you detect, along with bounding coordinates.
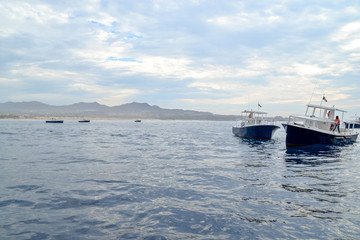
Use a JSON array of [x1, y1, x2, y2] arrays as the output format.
[[309, 87, 316, 104], [247, 95, 250, 111]]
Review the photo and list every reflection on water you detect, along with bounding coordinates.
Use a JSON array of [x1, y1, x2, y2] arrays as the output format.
[[285, 145, 342, 165], [285, 144, 342, 155], [283, 144, 348, 222]]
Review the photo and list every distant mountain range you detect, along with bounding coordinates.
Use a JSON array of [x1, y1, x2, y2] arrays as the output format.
[[0, 101, 240, 120]]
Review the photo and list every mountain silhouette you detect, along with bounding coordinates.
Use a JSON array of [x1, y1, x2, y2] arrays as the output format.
[[0, 101, 237, 120]]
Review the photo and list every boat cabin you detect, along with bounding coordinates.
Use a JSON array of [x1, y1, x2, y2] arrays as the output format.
[[305, 104, 345, 120], [288, 104, 352, 132], [237, 110, 272, 127]]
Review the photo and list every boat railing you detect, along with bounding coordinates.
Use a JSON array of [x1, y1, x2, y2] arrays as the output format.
[[236, 119, 257, 127], [344, 121, 358, 130], [235, 117, 277, 127], [288, 115, 354, 133], [287, 115, 304, 126], [247, 119, 262, 125]]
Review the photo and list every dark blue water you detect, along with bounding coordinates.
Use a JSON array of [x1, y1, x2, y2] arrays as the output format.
[[1, 120, 360, 240]]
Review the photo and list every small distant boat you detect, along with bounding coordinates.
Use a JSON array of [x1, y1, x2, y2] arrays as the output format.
[[78, 119, 90, 123], [134, 119, 141, 122], [282, 104, 358, 147], [46, 118, 63, 123], [232, 110, 280, 140], [345, 122, 360, 129], [345, 115, 360, 129]]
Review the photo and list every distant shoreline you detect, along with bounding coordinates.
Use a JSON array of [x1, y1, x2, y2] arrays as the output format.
[[0, 115, 239, 121], [0, 101, 287, 121]]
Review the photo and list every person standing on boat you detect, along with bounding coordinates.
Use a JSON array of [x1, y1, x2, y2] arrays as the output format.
[[333, 116, 341, 133]]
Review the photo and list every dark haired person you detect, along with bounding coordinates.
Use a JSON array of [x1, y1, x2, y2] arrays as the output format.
[[333, 116, 340, 133]]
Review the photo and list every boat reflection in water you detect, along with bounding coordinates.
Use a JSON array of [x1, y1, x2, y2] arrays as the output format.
[[283, 143, 348, 221]]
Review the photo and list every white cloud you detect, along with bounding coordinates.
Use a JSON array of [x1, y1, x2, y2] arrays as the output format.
[[0, 1, 69, 24], [88, 12, 117, 27], [341, 39, 360, 51], [0, 77, 20, 83], [331, 21, 360, 52], [332, 21, 360, 41], [7, 64, 79, 83], [292, 63, 325, 76], [102, 55, 269, 80], [9, 93, 67, 103], [69, 83, 140, 106], [207, 11, 281, 31], [102, 55, 191, 78]]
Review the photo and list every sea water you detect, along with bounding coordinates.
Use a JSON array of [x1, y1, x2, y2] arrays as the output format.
[[0, 120, 360, 240]]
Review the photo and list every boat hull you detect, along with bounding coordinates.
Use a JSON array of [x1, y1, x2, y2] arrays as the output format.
[[283, 123, 358, 147], [232, 125, 279, 140], [46, 120, 63, 123], [78, 120, 90, 123]]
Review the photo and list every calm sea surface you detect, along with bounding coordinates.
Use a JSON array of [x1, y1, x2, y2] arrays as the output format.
[[1, 120, 360, 240]]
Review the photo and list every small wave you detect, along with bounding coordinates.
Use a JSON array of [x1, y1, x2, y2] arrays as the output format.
[[8, 232, 50, 239], [232, 213, 280, 224], [143, 235, 168, 240], [49, 197, 100, 210], [20, 219, 50, 225], [7, 185, 41, 192], [0, 199, 34, 207], [110, 133, 127, 137], [86, 179, 129, 184], [0, 131, 16, 135], [284, 201, 343, 220]]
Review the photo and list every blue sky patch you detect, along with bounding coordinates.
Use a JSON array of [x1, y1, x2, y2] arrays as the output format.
[[88, 20, 106, 27], [107, 56, 137, 62], [126, 33, 143, 39]]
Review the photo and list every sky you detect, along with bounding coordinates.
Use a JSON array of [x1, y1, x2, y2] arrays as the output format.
[[1, 0, 360, 117]]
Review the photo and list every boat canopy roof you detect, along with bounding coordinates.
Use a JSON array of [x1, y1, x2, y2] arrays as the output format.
[[242, 110, 267, 115], [306, 104, 346, 113]]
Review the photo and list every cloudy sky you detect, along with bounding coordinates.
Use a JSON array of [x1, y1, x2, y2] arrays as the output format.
[[1, 0, 360, 116]]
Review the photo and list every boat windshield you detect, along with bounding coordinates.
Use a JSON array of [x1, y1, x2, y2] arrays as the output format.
[[305, 104, 346, 121]]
